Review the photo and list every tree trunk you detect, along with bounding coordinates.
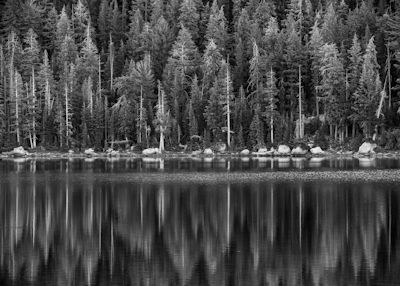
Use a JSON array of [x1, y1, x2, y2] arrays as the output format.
[[270, 68, 274, 144], [32, 68, 37, 148], [334, 124, 338, 141], [59, 101, 63, 148], [226, 59, 231, 148], [270, 117, 274, 145], [109, 33, 114, 90], [65, 82, 69, 148], [159, 127, 165, 153], [315, 87, 319, 118], [15, 71, 20, 145], [298, 65, 303, 139], [138, 85, 143, 144]]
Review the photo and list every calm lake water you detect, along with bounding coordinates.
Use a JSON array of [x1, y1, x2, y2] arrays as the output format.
[[0, 157, 400, 285]]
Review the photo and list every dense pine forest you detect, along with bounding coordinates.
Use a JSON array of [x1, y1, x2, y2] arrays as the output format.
[[0, 0, 399, 151]]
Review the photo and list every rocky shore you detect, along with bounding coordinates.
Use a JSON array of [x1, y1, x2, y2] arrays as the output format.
[[1, 142, 399, 160]]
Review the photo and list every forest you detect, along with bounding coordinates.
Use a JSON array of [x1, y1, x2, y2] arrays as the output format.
[[0, 0, 399, 152]]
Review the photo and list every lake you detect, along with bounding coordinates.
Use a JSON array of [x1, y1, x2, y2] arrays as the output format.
[[0, 157, 399, 285]]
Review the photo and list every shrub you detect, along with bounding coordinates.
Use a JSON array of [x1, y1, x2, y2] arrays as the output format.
[[378, 129, 400, 150], [314, 129, 329, 150], [348, 135, 364, 152], [305, 117, 321, 136]]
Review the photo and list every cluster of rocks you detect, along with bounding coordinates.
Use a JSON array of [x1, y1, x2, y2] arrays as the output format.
[[2, 146, 30, 157], [0, 142, 384, 159], [250, 145, 325, 157]]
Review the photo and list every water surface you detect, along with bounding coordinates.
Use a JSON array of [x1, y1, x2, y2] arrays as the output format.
[[0, 158, 399, 285]]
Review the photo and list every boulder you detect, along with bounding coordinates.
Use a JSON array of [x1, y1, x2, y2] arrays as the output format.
[[191, 150, 202, 156], [142, 148, 159, 155], [240, 149, 250, 156], [11, 146, 28, 157], [203, 148, 214, 155], [277, 145, 291, 155], [257, 148, 269, 154], [106, 148, 119, 156], [291, 146, 308, 156], [358, 142, 377, 155], [310, 146, 325, 155], [84, 148, 96, 156], [215, 142, 227, 153]]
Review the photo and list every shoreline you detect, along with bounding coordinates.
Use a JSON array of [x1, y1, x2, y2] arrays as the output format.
[[1, 150, 400, 160]]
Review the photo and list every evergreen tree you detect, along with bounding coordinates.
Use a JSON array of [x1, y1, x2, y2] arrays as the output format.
[[286, 0, 314, 38], [249, 104, 264, 149], [22, 0, 42, 37], [79, 24, 99, 83], [282, 16, 306, 135], [321, 3, 340, 44], [204, 59, 233, 144], [164, 25, 200, 140], [154, 81, 171, 152], [189, 75, 205, 134], [0, 0, 24, 37], [5, 31, 23, 145], [127, 8, 144, 61], [309, 19, 325, 116], [179, 0, 200, 44], [0, 45, 5, 146], [347, 1, 377, 40], [56, 7, 71, 49], [386, 9, 400, 93], [39, 0, 58, 52], [252, 0, 275, 31], [319, 43, 346, 140], [188, 98, 198, 137], [97, 0, 111, 51], [205, 0, 229, 54], [110, 0, 123, 44], [347, 34, 363, 135], [151, 16, 174, 81], [165, 0, 181, 33], [131, 0, 152, 22], [263, 68, 279, 144], [150, 0, 164, 25], [21, 28, 40, 82], [114, 55, 154, 144], [37, 50, 55, 144], [72, 0, 92, 49], [12, 70, 24, 145], [202, 39, 223, 92], [204, 79, 225, 141], [248, 41, 264, 109], [55, 7, 74, 76], [233, 8, 252, 89], [353, 37, 382, 138], [263, 17, 283, 71], [233, 86, 249, 147], [232, 0, 246, 23], [138, 23, 153, 57]]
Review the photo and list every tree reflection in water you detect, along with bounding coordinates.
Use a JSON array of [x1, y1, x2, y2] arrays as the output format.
[[0, 159, 398, 285]]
